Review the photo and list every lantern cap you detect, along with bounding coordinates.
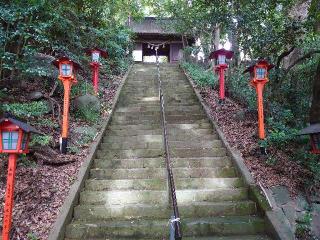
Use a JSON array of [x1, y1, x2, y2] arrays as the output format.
[[243, 59, 274, 74], [85, 48, 108, 58], [0, 113, 42, 135], [209, 48, 234, 60], [52, 56, 82, 70], [298, 123, 320, 135]]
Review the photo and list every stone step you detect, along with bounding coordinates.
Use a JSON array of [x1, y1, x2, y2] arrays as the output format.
[[96, 148, 163, 159], [121, 90, 195, 96], [105, 128, 215, 137], [108, 123, 161, 130], [103, 133, 219, 143], [183, 236, 273, 240], [170, 147, 227, 158], [79, 188, 248, 205], [110, 117, 209, 125], [103, 134, 162, 142], [111, 113, 207, 122], [105, 129, 163, 136], [100, 139, 222, 150], [73, 201, 257, 221], [65, 235, 273, 240], [89, 167, 237, 180], [115, 105, 202, 113], [65, 216, 266, 239], [93, 156, 232, 169], [108, 122, 212, 130], [96, 147, 226, 159], [123, 102, 203, 107], [85, 177, 243, 191], [114, 109, 205, 117]]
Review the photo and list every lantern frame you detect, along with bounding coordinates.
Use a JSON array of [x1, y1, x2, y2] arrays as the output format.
[[299, 123, 320, 154], [91, 50, 101, 62], [85, 48, 108, 63], [310, 133, 320, 154], [244, 59, 274, 83], [209, 48, 234, 67], [0, 114, 41, 154], [52, 56, 81, 83], [59, 61, 74, 78], [217, 54, 226, 65], [254, 65, 268, 81]]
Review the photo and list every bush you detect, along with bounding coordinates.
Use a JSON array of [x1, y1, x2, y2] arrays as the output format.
[[30, 135, 53, 147], [75, 108, 99, 123], [293, 150, 320, 184], [228, 68, 257, 110], [71, 81, 95, 98], [1, 101, 50, 118], [181, 61, 217, 88]]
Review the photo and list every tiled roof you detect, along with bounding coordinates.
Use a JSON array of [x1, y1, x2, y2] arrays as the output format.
[[131, 17, 179, 35]]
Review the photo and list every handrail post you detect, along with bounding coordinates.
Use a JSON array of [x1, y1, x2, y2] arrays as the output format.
[[154, 44, 182, 240]]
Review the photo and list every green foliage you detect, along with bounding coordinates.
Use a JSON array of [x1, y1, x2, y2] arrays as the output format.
[[74, 126, 98, 146], [19, 155, 37, 168], [228, 68, 257, 110], [261, 108, 298, 148], [30, 135, 53, 147], [0, 89, 7, 99], [71, 81, 95, 97], [296, 211, 313, 239], [293, 150, 320, 185], [266, 155, 278, 166], [2, 101, 50, 118], [27, 232, 39, 240], [75, 108, 99, 123], [181, 61, 216, 88], [35, 118, 59, 129], [0, 0, 137, 84]]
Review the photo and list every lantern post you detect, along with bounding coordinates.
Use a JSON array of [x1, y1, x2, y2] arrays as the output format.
[[298, 123, 320, 154], [52, 56, 81, 154], [209, 48, 234, 103], [244, 60, 274, 142], [86, 48, 108, 95], [0, 113, 41, 240]]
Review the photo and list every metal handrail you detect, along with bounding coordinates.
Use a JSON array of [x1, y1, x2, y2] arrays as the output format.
[[152, 44, 182, 240]]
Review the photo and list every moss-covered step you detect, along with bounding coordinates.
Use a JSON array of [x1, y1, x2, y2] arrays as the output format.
[[65, 216, 266, 239], [84, 177, 243, 191], [89, 166, 237, 180], [79, 188, 248, 205], [73, 201, 257, 221]]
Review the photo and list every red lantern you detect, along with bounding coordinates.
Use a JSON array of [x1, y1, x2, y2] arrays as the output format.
[[85, 48, 108, 95], [244, 59, 274, 140], [209, 48, 234, 102], [52, 56, 81, 154], [299, 123, 320, 154], [0, 114, 41, 240]]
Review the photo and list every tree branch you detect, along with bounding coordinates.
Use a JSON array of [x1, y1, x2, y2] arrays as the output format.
[[276, 46, 296, 68], [285, 49, 320, 73]]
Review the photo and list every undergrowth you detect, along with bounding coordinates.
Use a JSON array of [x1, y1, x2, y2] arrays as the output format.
[[1, 101, 50, 118], [181, 61, 217, 88]]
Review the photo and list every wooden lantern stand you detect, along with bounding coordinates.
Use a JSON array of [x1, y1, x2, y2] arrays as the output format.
[[0, 114, 41, 240], [244, 60, 274, 154], [209, 48, 234, 103], [86, 48, 108, 95], [52, 57, 81, 154]]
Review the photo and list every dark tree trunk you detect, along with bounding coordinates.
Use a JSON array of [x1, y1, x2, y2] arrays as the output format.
[[310, 59, 320, 123], [309, 0, 320, 123]]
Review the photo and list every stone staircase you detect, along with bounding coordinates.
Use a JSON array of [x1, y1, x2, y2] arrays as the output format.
[[64, 64, 273, 239]]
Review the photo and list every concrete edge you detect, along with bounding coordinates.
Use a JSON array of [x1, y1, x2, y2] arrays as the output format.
[[180, 65, 295, 240], [47, 65, 133, 240]]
